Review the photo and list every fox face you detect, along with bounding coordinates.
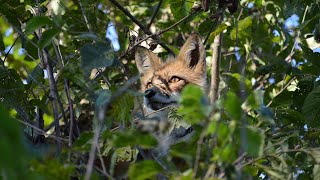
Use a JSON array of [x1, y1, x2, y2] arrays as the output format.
[[135, 33, 206, 117]]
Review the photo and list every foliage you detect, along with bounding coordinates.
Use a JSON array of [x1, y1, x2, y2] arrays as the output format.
[[0, 0, 320, 179]]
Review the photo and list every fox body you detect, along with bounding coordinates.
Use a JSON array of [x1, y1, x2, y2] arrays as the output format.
[[134, 33, 206, 156]]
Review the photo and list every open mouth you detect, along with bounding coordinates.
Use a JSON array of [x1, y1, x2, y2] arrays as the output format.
[[149, 101, 176, 110]]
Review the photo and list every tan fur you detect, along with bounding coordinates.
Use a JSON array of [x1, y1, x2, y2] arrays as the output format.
[[136, 33, 206, 94], [134, 33, 207, 156]]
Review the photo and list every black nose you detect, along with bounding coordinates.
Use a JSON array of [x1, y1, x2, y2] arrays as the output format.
[[145, 89, 156, 98]]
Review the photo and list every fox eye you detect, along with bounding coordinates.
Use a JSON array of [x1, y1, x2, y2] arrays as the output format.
[[146, 82, 153, 89], [169, 76, 181, 83]]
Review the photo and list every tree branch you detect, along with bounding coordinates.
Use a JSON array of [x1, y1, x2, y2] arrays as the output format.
[[209, 33, 222, 103], [35, 0, 62, 155], [147, 0, 163, 29], [119, 8, 200, 59], [78, 0, 92, 32], [4, 35, 20, 62], [109, 0, 174, 55]]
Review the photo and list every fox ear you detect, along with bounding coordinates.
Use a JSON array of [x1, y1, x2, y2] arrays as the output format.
[[177, 33, 205, 69], [135, 47, 162, 74]]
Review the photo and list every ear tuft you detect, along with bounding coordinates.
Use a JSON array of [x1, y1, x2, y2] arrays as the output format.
[[135, 47, 162, 74], [178, 33, 205, 69], [189, 42, 200, 68]]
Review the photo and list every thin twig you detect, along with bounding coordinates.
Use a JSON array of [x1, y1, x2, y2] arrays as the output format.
[[147, 0, 163, 29], [44, 107, 69, 131], [78, 0, 92, 32], [96, 142, 114, 179], [203, 11, 222, 44], [232, 152, 247, 166], [158, 8, 200, 35], [52, 40, 79, 138], [266, 77, 296, 107], [18, 119, 68, 142], [204, 164, 215, 179], [285, 5, 309, 62], [109, 0, 174, 55], [36, 0, 61, 155], [119, 8, 200, 59], [193, 126, 207, 179], [44, 53, 62, 154], [85, 125, 103, 180], [3, 35, 20, 62], [35, 107, 44, 139], [65, 80, 75, 145]]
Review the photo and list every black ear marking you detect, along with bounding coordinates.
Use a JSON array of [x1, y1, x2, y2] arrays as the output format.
[[189, 43, 200, 68]]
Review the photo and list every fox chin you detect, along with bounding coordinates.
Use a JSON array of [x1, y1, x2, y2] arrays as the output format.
[[134, 33, 207, 156]]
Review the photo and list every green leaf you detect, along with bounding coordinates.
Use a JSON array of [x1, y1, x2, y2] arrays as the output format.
[[74, 33, 101, 41], [0, 31, 5, 51], [208, 23, 228, 42], [198, 20, 213, 36], [299, 14, 320, 30], [0, 3, 24, 28], [269, 90, 293, 107], [0, 105, 28, 179], [30, 159, 75, 180], [168, 0, 195, 21], [0, 68, 25, 109], [24, 37, 38, 61], [108, 94, 134, 124], [255, 163, 287, 179], [224, 91, 242, 120], [256, 60, 291, 75], [95, 89, 111, 107], [230, 17, 252, 40], [315, 23, 320, 43], [38, 28, 60, 49], [178, 85, 210, 124], [128, 160, 162, 180], [80, 42, 116, 76], [113, 130, 157, 148], [223, 73, 252, 88], [302, 86, 320, 127], [26, 65, 45, 85], [275, 108, 306, 126], [211, 23, 228, 38], [255, 0, 263, 7], [307, 149, 320, 163], [116, 146, 135, 162], [241, 127, 265, 157], [220, 143, 237, 163], [272, 36, 281, 43], [313, 165, 320, 180], [94, 89, 112, 127], [73, 131, 93, 151], [25, 16, 53, 35], [300, 44, 320, 68]]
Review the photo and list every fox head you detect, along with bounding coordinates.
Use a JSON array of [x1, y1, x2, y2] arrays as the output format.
[[135, 33, 206, 115]]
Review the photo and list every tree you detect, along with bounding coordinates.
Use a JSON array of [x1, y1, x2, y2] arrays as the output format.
[[0, 0, 320, 179]]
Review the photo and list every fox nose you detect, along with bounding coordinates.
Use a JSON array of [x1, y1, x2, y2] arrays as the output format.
[[145, 89, 156, 98]]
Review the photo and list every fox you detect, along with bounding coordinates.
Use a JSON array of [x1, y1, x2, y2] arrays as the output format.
[[134, 33, 206, 157]]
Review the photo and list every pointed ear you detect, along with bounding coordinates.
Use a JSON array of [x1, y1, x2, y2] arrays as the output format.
[[177, 33, 205, 69], [135, 47, 162, 74]]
